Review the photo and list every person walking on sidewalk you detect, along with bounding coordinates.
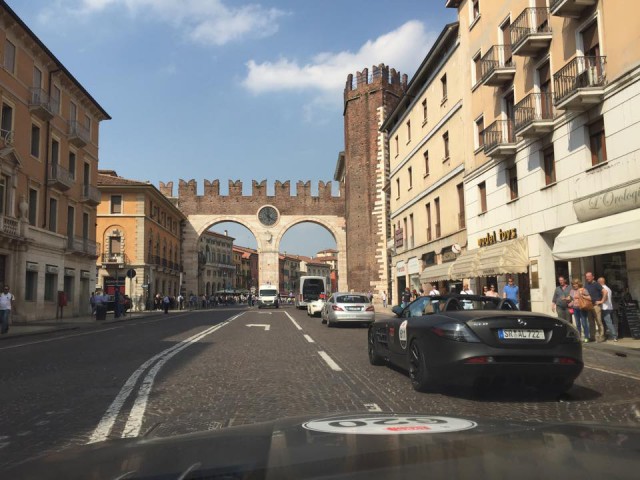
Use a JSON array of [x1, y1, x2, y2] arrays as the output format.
[[598, 276, 618, 342], [381, 291, 387, 308], [0, 285, 15, 334], [163, 294, 170, 314]]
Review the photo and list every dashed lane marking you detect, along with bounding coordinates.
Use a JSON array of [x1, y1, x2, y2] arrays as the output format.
[[304, 334, 315, 343], [318, 351, 342, 372], [284, 311, 303, 331]]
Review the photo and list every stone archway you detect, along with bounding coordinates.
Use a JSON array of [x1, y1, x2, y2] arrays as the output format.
[[161, 180, 346, 297]]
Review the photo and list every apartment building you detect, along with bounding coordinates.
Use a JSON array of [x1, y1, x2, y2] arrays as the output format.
[[0, 3, 110, 320], [232, 245, 257, 291], [445, 0, 640, 312], [97, 171, 184, 309], [279, 254, 301, 295], [383, 22, 467, 301], [198, 230, 235, 295]]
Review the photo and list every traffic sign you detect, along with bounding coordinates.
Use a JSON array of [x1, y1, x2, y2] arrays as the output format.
[[126, 269, 136, 279]]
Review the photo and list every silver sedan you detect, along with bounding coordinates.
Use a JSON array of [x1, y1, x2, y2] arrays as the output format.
[[321, 292, 375, 326]]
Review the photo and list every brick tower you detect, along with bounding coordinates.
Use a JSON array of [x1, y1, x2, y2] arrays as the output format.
[[342, 64, 407, 296]]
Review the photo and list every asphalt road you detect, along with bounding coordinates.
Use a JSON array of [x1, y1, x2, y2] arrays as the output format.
[[1, 305, 639, 469]]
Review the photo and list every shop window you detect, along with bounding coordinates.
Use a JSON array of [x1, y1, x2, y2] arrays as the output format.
[[25, 270, 37, 301], [64, 275, 74, 302]]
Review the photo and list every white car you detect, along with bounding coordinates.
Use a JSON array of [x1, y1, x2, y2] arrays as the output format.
[[307, 299, 325, 317]]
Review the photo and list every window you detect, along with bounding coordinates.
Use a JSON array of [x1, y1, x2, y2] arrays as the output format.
[[84, 114, 92, 137], [589, 118, 607, 166], [406, 120, 411, 143], [457, 183, 465, 229], [69, 102, 77, 121], [424, 150, 430, 175], [472, 0, 480, 20], [475, 116, 484, 150], [479, 182, 487, 213], [51, 139, 59, 165], [49, 197, 58, 232], [441, 74, 448, 101], [435, 197, 441, 238], [25, 270, 37, 301], [403, 217, 408, 250], [109, 236, 122, 254], [0, 174, 8, 215], [422, 99, 427, 122], [395, 135, 399, 156], [408, 167, 413, 189], [472, 51, 482, 85], [426, 203, 432, 241], [31, 124, 40, 158], [443, 132, 450, 159], [111, 195, 122, 214], [33, 66, 42, 88], [582, 21, 600, 57], [3, 39, 15, 73], [28, 188, 38, 225], [68, 151, 76, 180], [82, 212, 89, 239], [44, 272, 57, 301], [64, 275, 74, 303], [409, 214, 414, 249], [543, 146, 556, 185], [508, 165, 519, 200], [51, 86, 61, 114], [67, 206, 75, 240], [396, 178, 400, 198], [1, 103, 13, 135]]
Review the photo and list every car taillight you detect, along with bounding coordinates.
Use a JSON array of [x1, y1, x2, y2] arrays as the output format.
[[564, 325, 581, 343], [431, 323, 481, 343], [554, 357, 577, 365], [366, 306, 375, 312], [465, 356, 495, 364], [332, 305, 344, 311]]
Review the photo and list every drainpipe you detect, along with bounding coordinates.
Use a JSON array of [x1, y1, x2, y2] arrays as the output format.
[[42, 68, 61, 228]]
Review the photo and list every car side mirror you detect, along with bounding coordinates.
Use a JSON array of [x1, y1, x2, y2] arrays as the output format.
[[391, 305, 404, 317]]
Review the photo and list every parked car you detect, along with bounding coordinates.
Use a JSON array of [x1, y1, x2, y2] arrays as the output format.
[[321, 292, 375, 326], [307, 298, 325, 317], [369, 294, 583, 394]]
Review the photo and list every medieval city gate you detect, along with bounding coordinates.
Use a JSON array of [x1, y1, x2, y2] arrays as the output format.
[[158, 179, 347, 296]]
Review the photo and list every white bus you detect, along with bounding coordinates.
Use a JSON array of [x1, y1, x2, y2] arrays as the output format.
[[295, 276, 329, 309]]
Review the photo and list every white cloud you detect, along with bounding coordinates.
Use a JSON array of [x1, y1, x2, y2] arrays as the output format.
[[63, 0, 287, 46], [242, 20, 435, 96]]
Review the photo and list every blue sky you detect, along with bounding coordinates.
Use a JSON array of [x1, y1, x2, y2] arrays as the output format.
[[11, 0, 455, 255]]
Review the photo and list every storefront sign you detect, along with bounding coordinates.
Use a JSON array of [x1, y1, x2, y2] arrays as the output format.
[[407, 257, 420, 275], [396, 261, 406, 277], [441, 246, 457, 263], [477, 228, 517, 247], [395, 228, 404, 248], [574, 179, 640, 222]]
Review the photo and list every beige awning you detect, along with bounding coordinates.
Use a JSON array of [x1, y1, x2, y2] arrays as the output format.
[[475, 237, 529, 277], [420, 262, 453, 282], [450, 249, 481, 280], [553, 208, 640, 260]]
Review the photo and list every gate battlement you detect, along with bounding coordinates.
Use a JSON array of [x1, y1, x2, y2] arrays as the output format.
[[345, 63, 408, 93]]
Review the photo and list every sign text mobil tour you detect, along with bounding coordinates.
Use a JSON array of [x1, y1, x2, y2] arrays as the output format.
[[477, 228, 518, 247]]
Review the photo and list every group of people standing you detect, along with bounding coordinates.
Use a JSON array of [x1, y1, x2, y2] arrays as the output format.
[[552, 272, 618, 343]]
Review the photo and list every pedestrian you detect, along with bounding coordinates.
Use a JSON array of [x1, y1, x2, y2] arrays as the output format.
[[486, 284, 500, 298], [551, 276, 572, 322], [114, 288, 122, 318], [0, 285, 15, 334], [482, 285, 489, 296], [177, 293, 184, 310], [502, 277, 520, 307], [460, 283, 474, 309], [584, 272, 605, 342], [428, 283, 440, 313], [381, 291, 387, 308], [368, 290, 373, 302], [401, 288, 411, 308], [598, 277, 618, 342], [570, 279, 591, 343], [163, 294, 170, 314], [90, 292, 97, 316]]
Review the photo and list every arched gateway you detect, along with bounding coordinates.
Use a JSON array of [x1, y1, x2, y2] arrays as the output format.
[[158, 179, 346, 296]]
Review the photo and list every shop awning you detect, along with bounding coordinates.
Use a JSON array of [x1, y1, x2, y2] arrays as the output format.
[[420, 262, 453, 282], [450, 249, 480, 280], [553, 208, 640, 260], [476, 237, 529, 277]]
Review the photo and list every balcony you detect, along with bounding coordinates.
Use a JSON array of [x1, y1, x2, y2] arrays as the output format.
[[482, 120, 517, 159], [480, 45, 516, 87], [511, 8, 552, 56], [68, 120, 90, 148], [514, 93, 555, 138], [29, 88, 56, 121], [68, 237, 99, 257], [101, 252, 128, 267], [553, 56, 606, 110], [550, 0, 597, 18], [48, 163, 73, 191], [0, 215, 20, 237], [0, 128, 14, 147], [80, 184, 101, 206]]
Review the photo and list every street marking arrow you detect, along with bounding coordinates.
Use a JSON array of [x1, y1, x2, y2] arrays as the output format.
[[246, 324, 271, 331]]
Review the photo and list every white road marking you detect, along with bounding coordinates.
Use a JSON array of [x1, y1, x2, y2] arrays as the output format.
[[318, 351, 342, 371], [285, 311, 303, 330], [303, 334, 315, 343], [364, 403, 382, 412], [88, 313, 243, 443], [246, 324, 271, 331], [585, 364, 640, 382]]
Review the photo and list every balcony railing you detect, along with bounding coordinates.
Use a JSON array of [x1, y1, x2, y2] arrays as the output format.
[[511, 8, 552, 56], [68, 237, 99, 256], [550, 0, 597, 18], [480, 45, 515, 87], [482, 119, 517, 158], [80, 184, 101, 206], [29, 88, 56, 120], [0, 215, 20, 237], [514, 92, 555, 137], [68, 120, 90, 147], [101, 252, 128, 265], [553, 56, 606, 109], [0, 128, 14, 146], [48, 163, 73, 191]]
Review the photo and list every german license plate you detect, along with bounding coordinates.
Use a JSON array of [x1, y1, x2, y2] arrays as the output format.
[[499, 329, 545, 340], [346, 306, 362, 311]]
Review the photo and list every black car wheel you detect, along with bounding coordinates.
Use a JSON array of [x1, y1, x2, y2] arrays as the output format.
[[409, 340, 434, 392], [368, 328, 385, 366]]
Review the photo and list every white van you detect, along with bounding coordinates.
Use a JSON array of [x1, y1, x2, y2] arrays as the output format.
[[257, 284, 279, 309]]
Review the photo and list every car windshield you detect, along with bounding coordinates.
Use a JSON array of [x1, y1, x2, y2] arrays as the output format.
[[260, 289, 278, 297], [336, 295, 369, 304]]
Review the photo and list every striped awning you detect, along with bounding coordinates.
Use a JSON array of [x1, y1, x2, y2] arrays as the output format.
[[475, 237, 529, 277], [450, 249, 481, 280]]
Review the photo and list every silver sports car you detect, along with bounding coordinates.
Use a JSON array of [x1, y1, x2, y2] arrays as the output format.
[[321, 292, 375, 326]]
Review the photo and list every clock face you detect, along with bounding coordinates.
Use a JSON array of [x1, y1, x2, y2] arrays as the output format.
[[258, 206, 279, 226]]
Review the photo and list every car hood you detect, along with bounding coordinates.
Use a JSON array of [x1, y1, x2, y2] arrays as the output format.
[[6, 413, 639, 479]]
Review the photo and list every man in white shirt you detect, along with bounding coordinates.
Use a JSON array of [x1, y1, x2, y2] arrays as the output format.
[[598, 277, 618, 342], [428, 283, 441, 313], [0, 285, 16, 334], [460, 283, 474, 309]]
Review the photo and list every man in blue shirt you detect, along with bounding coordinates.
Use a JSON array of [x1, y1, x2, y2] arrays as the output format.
[[502, 277, 520, 308]]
